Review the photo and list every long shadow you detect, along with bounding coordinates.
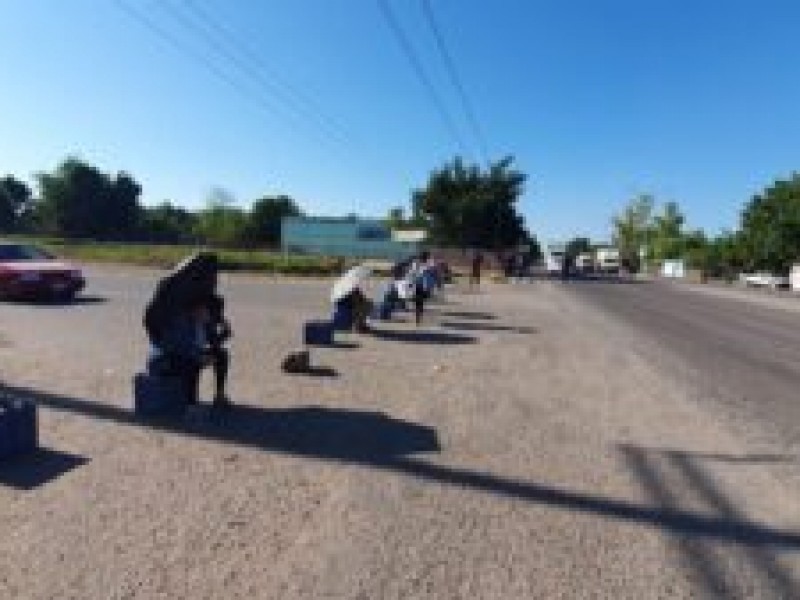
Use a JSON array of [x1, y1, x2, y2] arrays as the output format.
[[436, 310, 498, 321], [560, 275, 647, 285], [439, 321, 537, 335], [0, 383, 439, 463], [0, 448, 88, 490], [371, 329, 477, 345], [2, 295, 108, 308], [3, 382, 800, 558], [620, 444, 800, 598], [286, 366, 339, 378]]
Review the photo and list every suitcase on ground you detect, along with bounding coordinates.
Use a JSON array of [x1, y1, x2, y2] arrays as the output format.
[[133, 372, 187, 417], [304, 320, 334, 346], [0, 397, 38, 460]]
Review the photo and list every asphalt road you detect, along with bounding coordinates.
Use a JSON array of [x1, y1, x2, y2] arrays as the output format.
[[564, 278, 800, 448]]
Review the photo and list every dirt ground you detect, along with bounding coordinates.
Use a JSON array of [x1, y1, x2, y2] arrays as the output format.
[[1, 268, 799, 599]]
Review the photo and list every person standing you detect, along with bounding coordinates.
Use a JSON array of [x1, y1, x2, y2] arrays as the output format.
[[469, 252, 483, 289]]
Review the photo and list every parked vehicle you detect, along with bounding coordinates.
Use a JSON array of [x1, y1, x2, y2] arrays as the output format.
[[545, 249, 565, 277], [575, 253, 594, 274], [739, 272, 790, 290], [0, 243, 85, 301], [595, 247, 620, 274]]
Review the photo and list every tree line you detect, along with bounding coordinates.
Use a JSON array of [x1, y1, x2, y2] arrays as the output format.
[[0, 157, 302, 248], [610, 174, 800, 277], [2, 155, 535, 255]]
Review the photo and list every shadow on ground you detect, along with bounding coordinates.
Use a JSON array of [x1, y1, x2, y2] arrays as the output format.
[[1, 295, 108, 308], [439, 321, 537, 334], [619, 443, 800, 598], [436, 310, 498, 321], [285, 366, 340, 378], [3, 379, 800, 599], [371, 328, 477, 345], [0, 448, 88, 490]]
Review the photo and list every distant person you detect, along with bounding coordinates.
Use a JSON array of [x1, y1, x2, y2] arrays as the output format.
[[408, 252, 431, 325], [469, 252, 484, 288]]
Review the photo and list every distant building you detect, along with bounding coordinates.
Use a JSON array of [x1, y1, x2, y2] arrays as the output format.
[[281, 216, 424, 259]]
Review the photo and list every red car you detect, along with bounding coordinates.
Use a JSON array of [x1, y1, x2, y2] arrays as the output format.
[[0, 243, 85, 301]]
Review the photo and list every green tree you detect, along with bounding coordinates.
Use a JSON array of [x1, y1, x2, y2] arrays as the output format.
[[194, 189, 248, 247], [140, 202, 198, 243], [0, 175, 33, 232], [612, 194, 654, 272], [35, 157, 143, 239], [244, 195, 302, 247], [739, 174, 800, 273], [386, 206, 406, 230], [565, 236, 592, 259], [412, 156, 527, 249], [650, 201, 685, 261]]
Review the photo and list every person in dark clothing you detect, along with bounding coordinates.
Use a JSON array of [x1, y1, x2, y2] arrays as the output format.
[[147, 294, 232, 408], [469, 252, 483, 288], [147, 299, 211, 406], [144, 252, 219, 347], [337, 287, 371, 333]]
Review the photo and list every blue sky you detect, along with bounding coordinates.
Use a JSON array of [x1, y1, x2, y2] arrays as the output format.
[[1, 0, 799, 242]]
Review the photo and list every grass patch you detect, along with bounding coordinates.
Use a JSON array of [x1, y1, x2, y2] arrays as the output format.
[[8, 237, 343, 276]]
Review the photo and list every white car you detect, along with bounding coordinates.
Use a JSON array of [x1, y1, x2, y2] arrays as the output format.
[[740, 272, 790, 290]]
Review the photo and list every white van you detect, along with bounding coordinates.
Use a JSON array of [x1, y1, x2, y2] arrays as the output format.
[[595, 247, 620, 274]]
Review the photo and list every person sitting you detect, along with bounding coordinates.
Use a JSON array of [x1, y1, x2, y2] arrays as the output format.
[[336, 287, 372, 333], [147, 297, 231, 408]]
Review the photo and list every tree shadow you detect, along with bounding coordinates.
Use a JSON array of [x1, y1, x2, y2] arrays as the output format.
[[371, 328, 477, 345], [439, 321, 537, 335], [0, 448, 88, 490]]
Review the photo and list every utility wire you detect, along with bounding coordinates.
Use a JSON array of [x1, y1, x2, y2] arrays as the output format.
[[421, 0, 489, 164], [377, 0, 469, 157], [115, 0, 344, 150], [176, 0, 352, 146]]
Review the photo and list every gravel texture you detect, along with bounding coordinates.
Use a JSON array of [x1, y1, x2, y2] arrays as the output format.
[[1, 267, 799, 599]]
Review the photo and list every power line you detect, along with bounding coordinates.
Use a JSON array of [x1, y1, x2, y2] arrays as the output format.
[[115, 0, 345, 150], [175, 0, 352, 146], [421, 0, 489, 164], [377, 0, 469, 157]]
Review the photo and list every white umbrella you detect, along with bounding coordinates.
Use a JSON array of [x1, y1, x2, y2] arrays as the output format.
[[331, 265, 371, 302]]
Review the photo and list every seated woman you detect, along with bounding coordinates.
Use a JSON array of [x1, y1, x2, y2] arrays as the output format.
[[148, 297, 230, 407]]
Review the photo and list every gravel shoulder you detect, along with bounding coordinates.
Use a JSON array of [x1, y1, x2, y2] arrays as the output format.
[[1, 273, 799, 599]]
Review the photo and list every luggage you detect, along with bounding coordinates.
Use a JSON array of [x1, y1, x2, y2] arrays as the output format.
[[133, 372, 187, 417], [332, 303, 354, 331], [0, 397, 38, 460], [304, 320, 334, 346], [282, 350, 310, 374]]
